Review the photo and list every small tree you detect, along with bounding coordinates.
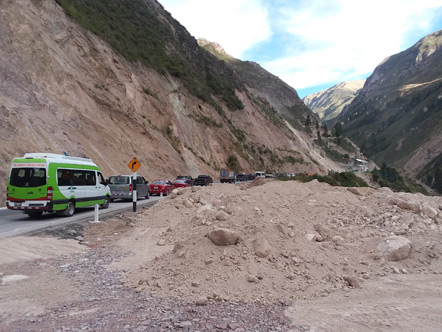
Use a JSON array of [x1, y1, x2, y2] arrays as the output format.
[[334, 122, 343, 143], [226, 155, 239, 171], [434, 168, 442, 193], [304, 114, 312, 132]]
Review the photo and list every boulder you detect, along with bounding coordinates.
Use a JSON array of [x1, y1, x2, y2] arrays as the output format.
[[391, 198, 420, 213], [343, 276, 360, 288], [422, 204, 438, 220], [195, 296, 208, 306], [215, 210, 230, 221], [314, 224, 334, 239], [172, 242, 185, 253], [252, 238, 272, 258], [347, 187, 363, 196], [206, 228, 239, 245], [305, 233, 317, 242], [246, 275, 259, 283], [183, 200, 193, 208], [377, 236, 411, 261]]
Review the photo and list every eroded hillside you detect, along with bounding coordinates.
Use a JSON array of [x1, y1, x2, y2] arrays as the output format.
[[0, 0, 336, 204]]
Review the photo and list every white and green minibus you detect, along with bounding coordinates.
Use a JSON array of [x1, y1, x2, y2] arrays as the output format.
[[6, 153, 111, 218]]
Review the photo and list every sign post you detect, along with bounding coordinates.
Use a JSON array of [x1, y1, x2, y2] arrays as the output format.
[[127, 157, 141, 213]]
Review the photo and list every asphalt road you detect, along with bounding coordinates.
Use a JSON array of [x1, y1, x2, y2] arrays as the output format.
[[0, 196, 161, 239]]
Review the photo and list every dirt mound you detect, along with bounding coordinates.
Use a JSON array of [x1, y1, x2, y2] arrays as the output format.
[[109, 181, 442, 305]]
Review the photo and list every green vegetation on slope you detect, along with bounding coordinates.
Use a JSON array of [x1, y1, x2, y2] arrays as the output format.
[[280, 172, 369, 188], [349, 80, 442, 168], [56, 0, 243, 111], [418, 151, 442, 194], [371, 163, 428, 194], [341, 30, 442, 179]]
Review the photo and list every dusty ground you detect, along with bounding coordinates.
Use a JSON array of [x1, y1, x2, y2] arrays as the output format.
[[1, 180, 442, 331]]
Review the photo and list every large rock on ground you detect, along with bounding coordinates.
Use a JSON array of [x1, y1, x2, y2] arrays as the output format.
[[314, 224, 334, 240], [377, 236, 412, 261], [252, 238, 272, 258], [390, 198, 420, 213], [206, 228, 239, 245], [422, 204, 438, 220]]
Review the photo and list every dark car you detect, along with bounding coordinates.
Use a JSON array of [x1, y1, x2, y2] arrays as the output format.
[[194, 175, 213, 186], [175, 175, 194, 185], [236, 173, 247, 182]]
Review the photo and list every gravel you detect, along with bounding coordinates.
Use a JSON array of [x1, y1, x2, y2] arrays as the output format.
[[2, 247, 295, 332]]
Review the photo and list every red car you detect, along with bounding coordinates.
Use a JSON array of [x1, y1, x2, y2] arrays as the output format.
[[149, 180, 175, 196], [172, 179, 192, 188]]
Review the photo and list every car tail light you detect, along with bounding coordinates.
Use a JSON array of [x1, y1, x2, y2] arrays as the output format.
[[47, 186, 53, 200], [129, 184, 133, 192]]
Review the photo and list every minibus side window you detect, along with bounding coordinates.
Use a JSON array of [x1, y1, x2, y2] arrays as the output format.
[[84, 171, 96, 186], [58, 169, 74, 186], [98, 172, 106, 185], [58, 169, 96, 186]]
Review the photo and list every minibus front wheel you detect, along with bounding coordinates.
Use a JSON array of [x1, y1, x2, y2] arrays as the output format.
[[100, 196, 110, 209]]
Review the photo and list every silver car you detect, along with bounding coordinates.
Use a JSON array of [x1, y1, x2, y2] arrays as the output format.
[[108, 175, 150, 201]]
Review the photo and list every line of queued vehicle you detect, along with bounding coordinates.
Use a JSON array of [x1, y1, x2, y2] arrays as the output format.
[[5, 153, 220, 219], [6, 153, 265, 219], [107, 174, 214, 202]]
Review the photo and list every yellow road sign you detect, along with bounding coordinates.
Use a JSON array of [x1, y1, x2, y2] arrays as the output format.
[[128, 157, 141, 172]]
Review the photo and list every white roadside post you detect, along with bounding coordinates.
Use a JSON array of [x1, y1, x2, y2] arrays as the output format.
[[94, 204, 100, 223], [90, 204, 100, 223]]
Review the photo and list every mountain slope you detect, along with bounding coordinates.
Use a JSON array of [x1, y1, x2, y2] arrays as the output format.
[[303, 80, 365, 122], [198, 38, 316, 131], [339, 29, 442, 189], [0, 0, 331, 204]]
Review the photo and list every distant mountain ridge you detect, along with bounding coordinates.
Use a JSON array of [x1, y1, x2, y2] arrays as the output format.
[[339, 29, 442, 191], [303, 80, 365, 122]]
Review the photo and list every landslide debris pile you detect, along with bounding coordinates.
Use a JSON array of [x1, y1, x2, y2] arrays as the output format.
[[114, 181, 442, 305]]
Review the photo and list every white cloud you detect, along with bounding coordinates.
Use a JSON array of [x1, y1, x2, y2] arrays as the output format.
[[159, 0, 442, 92], [263, 0, 442, 90], [159, 0, 271, 58]]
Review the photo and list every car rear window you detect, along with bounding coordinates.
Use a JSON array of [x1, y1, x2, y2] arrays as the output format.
[[109, 176, 130, 185]]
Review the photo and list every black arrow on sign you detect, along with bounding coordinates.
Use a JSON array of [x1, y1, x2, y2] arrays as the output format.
[[132, 161, 138, 169]]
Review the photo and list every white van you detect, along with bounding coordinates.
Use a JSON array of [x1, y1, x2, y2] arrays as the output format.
[[253, 171, 265, 179], [6, 153, 111, 218]]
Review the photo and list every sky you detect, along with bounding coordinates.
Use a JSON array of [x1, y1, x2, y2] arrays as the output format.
[[158, 0, 442, 98]]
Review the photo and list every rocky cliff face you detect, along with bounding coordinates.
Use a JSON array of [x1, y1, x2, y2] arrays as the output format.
[[0, 0, 332, 204], [339, 29, 442, 188], [303, 80, 365, 122], [198, 38, 315, 131]]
